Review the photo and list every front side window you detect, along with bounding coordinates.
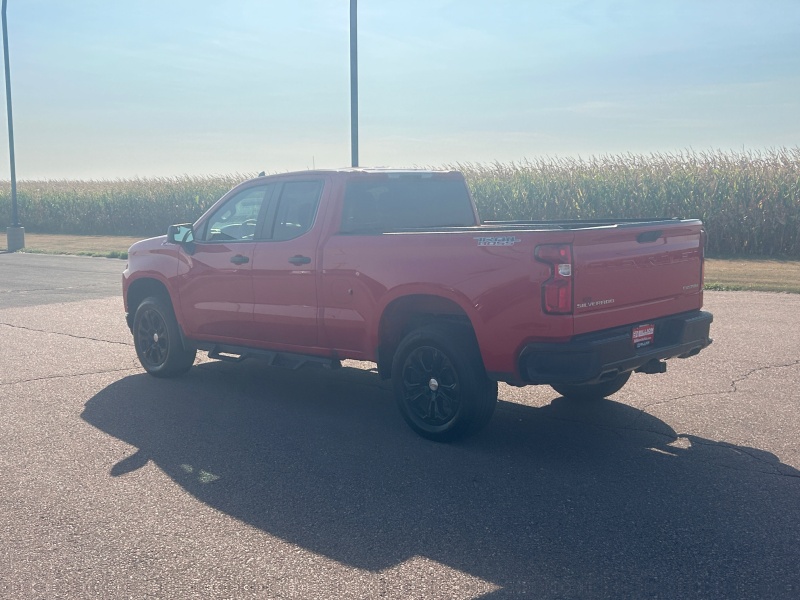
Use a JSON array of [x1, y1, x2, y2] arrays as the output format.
[[202, 185, 271, 242], [270, 181, 323, 241]]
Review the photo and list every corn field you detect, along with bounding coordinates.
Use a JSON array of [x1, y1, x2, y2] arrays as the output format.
[[0, 174, 245, 239], [1, 149, 799, 257], [458, 149, 800, 258]]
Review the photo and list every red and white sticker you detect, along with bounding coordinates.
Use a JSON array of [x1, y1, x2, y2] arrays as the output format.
[[632, 324, 655, 348]]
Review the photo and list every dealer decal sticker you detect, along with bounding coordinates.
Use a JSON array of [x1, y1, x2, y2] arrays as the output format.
[[632, 323, 655, 348]]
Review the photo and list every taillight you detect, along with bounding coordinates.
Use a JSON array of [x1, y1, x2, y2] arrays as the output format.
[[535, 244, 573, 314]]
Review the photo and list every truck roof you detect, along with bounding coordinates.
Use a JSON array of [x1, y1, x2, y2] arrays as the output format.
[[257, 167, 460, 179]]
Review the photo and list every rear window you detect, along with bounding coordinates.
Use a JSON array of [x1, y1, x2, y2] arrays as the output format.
[[340, 176, 476, 233]]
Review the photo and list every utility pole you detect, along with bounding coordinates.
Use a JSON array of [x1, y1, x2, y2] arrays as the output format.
[[350, 0, 358, 168], [2, 0, 23, 251]]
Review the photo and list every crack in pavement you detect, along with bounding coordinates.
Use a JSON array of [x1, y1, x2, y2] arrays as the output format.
[[1, 366, 140, 386], [730, 359, 800, 391], [0, 322, 132, 347], [629, 359, 800, 425], [613, 360, 800, 480]]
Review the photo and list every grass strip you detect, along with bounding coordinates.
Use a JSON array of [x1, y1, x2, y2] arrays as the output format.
[[704, 258, 800, 293], [1, 233, 142, 259]]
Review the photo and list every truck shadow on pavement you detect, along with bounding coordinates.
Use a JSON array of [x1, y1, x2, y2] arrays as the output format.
[[82, 361, 800, 598]]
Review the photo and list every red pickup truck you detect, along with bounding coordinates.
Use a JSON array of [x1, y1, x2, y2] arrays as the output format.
[[123, 169, 712, 441]]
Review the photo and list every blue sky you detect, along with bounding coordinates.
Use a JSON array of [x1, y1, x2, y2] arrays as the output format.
[[2, 0, 799, 179]]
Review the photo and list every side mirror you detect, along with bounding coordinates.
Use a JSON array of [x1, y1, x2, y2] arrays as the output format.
[[167, 223, 196, 254]]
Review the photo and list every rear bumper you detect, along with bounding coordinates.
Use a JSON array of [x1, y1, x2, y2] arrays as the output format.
[[518, 310, 713, 385]]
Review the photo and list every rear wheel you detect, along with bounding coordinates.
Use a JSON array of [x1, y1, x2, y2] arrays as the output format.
[[133, 296, 196, 377], [550, 371, 631, 401], [392, 324, 497, 442]]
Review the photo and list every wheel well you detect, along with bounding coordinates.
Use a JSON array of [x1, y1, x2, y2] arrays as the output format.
[[126, 278, 172, 330], [376, 294, 475, 379]]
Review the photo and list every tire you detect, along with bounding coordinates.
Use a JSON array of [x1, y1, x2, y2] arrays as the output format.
[[132, 296, 196, 378], [391, 324, 497, 442], [550, 371, 631, 401]]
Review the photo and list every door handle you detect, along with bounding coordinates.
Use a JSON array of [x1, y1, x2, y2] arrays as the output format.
[[288, 255, 311, 266], [230, 254, 250, 265]]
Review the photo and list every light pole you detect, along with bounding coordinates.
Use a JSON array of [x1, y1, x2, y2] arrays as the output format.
[[2, 0, 23, 251], [350, 0, 358, 168]]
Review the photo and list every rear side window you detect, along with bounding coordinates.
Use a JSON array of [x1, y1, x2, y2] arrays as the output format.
[[340, 177, 476, 233], [270, 181, 323, 241]]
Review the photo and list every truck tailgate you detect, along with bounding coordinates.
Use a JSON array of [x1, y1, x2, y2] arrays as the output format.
[[571, 220, 704, 335]]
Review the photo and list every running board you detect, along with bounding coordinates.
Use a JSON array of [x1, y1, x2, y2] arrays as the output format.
[[205, 344, 342, 370]]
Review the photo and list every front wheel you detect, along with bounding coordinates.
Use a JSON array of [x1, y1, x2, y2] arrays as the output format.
[[133, 296, 196, 377], [392, 324, 497, 442], [550, 371, 631, 401]]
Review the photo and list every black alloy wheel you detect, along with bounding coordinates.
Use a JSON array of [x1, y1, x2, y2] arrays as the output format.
[[392, 324, 497, 442], [133, 296, 196, 377], [400, 344, 462, 429], [136, 306, 169, 369]]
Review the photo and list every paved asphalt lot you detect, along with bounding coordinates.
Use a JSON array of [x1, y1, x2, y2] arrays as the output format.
[[1, 252, 799, 599]]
